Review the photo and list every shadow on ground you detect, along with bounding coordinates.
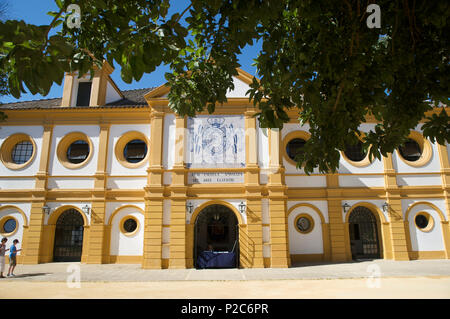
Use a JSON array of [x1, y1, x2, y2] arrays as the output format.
[[4, 273, 50, 279]]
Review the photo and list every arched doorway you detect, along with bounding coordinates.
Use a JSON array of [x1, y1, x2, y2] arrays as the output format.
[[194, 204, 239, 268], [53, 209, 85, 262], [348, 206, 381, 260]]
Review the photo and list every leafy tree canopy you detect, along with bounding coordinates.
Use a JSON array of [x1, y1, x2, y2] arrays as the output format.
[[0, 0, 448, 173]]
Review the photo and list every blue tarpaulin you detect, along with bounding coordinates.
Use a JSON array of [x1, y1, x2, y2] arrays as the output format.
[[196, 251, 236, 268]]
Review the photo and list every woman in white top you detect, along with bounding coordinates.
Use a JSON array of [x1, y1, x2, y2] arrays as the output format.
[[0, 237, 8, 278]]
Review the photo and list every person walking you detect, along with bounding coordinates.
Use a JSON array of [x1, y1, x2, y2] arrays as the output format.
[[7, 239, 21, 277], [0, 238, 8, 278]]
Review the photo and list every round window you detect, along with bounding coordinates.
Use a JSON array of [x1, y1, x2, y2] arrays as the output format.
[[67, 140, 90, 164], [123, 218, 138, 233], [294, 214, 314, 234], [2, 218, 16, 234], [11, 141, 34, 164], [398, 139, 422, 162], [286, 138, 306, 161], [344, 142, 367, 162], [0, 133, 37, 170], [414, 212, 434, 232], [123, 139, 148, 163]]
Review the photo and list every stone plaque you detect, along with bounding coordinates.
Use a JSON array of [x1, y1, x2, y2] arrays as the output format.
[[188, 172, 244, 184]]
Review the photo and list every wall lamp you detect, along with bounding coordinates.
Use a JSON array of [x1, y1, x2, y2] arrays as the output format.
[[82, 204, 91, 215], [186, 201, 194, 215], [42, 205, 51, 215], [342, 202, 351, 213], [239, 201, 246, 214]]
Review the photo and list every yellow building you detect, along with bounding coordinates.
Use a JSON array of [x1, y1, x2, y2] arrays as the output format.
[[0, 63, 449, 269]]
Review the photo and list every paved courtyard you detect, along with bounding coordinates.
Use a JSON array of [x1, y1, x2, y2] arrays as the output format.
[[1, 259, 449, 298]]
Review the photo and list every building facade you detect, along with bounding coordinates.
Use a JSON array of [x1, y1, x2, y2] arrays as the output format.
[[0, 63, 449, 269]]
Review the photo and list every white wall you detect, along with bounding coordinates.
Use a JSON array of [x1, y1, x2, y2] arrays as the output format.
[[227, 76, 251, 98], [109, 205, 144, 256], [163, 113, 175, 169], [287, 204, 324, 255], [48, 125, 100, 176], [105, 81, 122, 104], [107, 124, 151, 176], [0, 125, 44, 177], [0, 203, 31, 253], [405, 202, 445, 251]]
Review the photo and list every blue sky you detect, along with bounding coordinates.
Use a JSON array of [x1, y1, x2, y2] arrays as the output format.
[[1, 0, 261, 103]]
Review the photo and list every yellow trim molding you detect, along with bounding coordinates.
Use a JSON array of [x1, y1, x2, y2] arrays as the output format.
[[47, 205, 89, 226], [114, 131, 150, 169], [0, 133, 37, 170], [56, 132, 94, 169], [409, 251, 446, 260], [396, 131, 432, 167], [190, 200, 244, 225], [404, 201, 447, 222], [282, 130, 311, 167], [109, 255, 142, 264], [107, 205, 145, 225], [0, 205, 28, 227]]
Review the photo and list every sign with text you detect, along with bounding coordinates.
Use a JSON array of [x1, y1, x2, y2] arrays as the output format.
[[188, 172, 244, 184]]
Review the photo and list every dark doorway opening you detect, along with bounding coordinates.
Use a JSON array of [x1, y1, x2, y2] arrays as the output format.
[[349, 206, 381, 260], [194, 204, 239, 268], [53, 209, 84, 262]]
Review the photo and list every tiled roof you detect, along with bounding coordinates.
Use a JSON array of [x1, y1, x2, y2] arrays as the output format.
[[0, 88, 154, 110]]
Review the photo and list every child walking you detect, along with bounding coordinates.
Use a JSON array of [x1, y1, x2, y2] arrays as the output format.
[[0, 238, 8, 278], [7, 239, 21, 277]]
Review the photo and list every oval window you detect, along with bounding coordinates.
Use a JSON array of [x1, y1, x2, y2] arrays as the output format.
[[67, 140, 90, 164], [2, 218, 17, 234], [398, 139, 422, 162], [415, 214, 429, 229], [123, 139, 148, 164], [286, 138, 306, 161], [344, 142, 367, 162]]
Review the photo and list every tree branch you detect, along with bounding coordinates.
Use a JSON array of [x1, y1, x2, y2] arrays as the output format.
[[175, 3, 193, 24], [42, 8, 64, 55]]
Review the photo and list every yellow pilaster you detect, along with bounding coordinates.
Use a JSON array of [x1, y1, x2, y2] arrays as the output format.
[[142, 110, 165, 269], [383, 153, 410, 260], [89, 62, 114, 107], [244, 111, 264, 268], [326, 174, 351, 262], [22, 124, 53, 264], [185, 224, 195, 268], [85, 123, 110, 263], [169, 115, 187, 268], [61, 73, 74, 107], [267, 128, 289, 268], [245, 199, 265, 268], [437, 144, 450, 258]]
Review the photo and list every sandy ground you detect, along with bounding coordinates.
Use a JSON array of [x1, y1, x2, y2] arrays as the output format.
[[1, 277, 449, 299]]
